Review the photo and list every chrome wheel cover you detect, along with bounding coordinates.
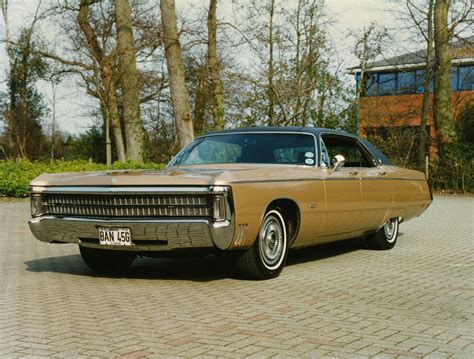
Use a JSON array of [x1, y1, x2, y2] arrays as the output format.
[[384, 218, 398, 243], [258, 210, 287, 270]]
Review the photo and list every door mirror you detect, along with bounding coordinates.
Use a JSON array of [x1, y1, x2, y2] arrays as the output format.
[[332, 154, 345, 171]]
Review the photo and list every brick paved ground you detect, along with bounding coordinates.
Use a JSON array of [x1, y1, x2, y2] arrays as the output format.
[[0, 195, 473, 358]]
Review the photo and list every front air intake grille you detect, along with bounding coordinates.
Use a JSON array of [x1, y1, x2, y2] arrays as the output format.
[[42, 193, 212, 218]]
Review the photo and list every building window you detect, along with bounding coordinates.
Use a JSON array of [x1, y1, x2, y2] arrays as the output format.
[[451, 67, 459, 91], [378, 73, 397, 95], [359, 64, 473, 97], [365, 73, 378, 96], [398, 71, 416, 94], [355, 72, 360, 89], [414, 69, 433, 93], [459, 65, 474, 90]]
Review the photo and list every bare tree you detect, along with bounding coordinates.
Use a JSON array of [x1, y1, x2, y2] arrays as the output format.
[[1, 0, 13, 159], [405, 0, 434, 171], [353, 22, 388, 135], [207, 0, 224, 130], [433, 0, 456, 147], [267, 0, 276, 126], [49, 78, 58, 162], [114, 0, 144, 162], [224, 0, 347, 128], [37, 0, 164, 163], [432, 0, 473, 150], [390, 0, 472, 172], [192, 63, 208, 135], [1, 0, 13, 69], [160, 0, 194, 149], [77, 0, 126, 163]]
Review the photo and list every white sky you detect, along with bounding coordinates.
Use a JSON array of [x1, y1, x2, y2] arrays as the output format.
[[0, 0, 401, 135]]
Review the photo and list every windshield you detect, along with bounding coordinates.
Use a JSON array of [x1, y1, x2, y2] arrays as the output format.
[[169, 133, 317, 166]]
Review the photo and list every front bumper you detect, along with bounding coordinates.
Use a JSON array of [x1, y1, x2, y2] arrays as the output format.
[[29, 216, 234, 251]]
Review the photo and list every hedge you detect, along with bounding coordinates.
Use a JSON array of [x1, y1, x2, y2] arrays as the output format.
[[0, 160, 165, 197]]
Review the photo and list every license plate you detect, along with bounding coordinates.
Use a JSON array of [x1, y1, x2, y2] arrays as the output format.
[[98, 227, 133, 246]]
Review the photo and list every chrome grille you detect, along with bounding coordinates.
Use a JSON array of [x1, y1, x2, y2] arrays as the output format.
[[42, 193, 212, 218]]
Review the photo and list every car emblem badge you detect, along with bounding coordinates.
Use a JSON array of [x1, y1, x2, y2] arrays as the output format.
[[111, 177, 118, 184]]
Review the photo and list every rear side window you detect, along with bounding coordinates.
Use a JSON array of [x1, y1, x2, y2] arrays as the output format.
[[360, 139, 393, 165], [320, 135, 376, 168]]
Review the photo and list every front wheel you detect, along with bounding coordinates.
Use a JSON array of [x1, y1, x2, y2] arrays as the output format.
[[235, 208, 288, 280], [366, 217, 399, 250], [79, 246, 135, 272]]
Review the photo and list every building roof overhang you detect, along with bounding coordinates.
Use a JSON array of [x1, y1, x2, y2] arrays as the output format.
[[347, 57, 474, 75]]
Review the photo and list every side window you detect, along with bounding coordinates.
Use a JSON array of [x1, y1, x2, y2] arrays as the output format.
[[320, 135, 376, 168]]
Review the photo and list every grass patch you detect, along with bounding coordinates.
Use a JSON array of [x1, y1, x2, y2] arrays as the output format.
[[0, 160, 165, 197]]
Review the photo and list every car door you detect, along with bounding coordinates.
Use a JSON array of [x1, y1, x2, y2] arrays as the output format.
[[356, 142, 394, 229], [319, 134, 365, 237]]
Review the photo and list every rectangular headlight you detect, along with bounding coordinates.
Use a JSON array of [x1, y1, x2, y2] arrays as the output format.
[[30, 194, 45, 217]]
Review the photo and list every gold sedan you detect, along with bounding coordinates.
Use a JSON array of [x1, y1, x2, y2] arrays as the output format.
[[29, 127, 432, 279]]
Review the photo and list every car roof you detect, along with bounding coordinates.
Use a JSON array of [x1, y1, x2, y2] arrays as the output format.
[[204, 126, 357, 138]]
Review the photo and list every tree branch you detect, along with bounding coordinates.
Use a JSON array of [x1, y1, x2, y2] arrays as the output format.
[[36, 50, 95, 70], [77, 0, 104, 62], [217, 21, 259, 53], [406, 0, 429, 42]]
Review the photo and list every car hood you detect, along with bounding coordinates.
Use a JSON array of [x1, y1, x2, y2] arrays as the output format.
[[29, 164, 301, 188]]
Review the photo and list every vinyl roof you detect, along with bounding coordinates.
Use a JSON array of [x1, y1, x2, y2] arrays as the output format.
[[205, 126, 355, 138]]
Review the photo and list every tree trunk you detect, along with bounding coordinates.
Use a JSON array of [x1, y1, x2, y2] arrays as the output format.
[[355, 29, 371, 136], [101, 57, 127, 162], [418, 0, 434, 170], [114, 0, 144, 162], [267, 0, 275, 126], [193, 65, 208, 135], [160, 0, 194, 148], [1, 0, 13, 71], [98, 91, 112, 166], [317, 95, 325, 127], [77, 0, 126, 162], [293, 0, 303, 126], [207, 0, 225, 130], [433, 0, 456, 147], [300, 6, 317, 127], [50, 81, 56, 162]]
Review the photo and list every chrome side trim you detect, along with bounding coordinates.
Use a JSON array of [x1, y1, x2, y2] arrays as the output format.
[[29, 186, 211, 194], [231, 177, 428, 184]]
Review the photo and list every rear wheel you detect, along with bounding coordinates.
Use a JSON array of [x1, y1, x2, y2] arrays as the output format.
[[367, 217, 399, 250], [235, 208, 288, 280], [79, 246, 135, 272]]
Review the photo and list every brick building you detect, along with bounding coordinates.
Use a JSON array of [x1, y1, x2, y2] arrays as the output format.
[[347, 37, 474, 157]]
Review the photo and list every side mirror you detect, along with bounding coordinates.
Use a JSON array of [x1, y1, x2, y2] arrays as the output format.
[[332, 154, 346, 171]]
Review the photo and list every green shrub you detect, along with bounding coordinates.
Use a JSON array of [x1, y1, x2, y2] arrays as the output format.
[[0, 160, 165, 197]]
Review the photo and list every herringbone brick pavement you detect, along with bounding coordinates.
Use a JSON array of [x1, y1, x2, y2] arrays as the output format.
[[0, 196, 472, 358]]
